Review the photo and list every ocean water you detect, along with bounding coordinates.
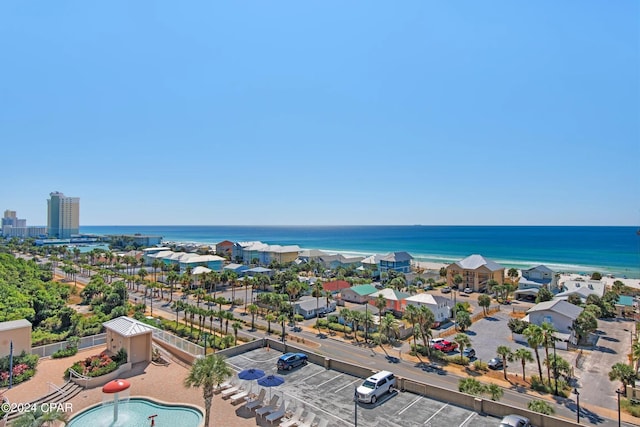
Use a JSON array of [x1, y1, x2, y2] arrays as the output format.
[[79, 225, 640, 278]]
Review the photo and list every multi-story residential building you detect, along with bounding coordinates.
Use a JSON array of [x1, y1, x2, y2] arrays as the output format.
[[1, 209, 44, 238], [446, 254, 505, 293], [47, 191, 80, 239]]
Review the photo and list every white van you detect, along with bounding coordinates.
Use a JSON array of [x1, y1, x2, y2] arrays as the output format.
[[356, 371, 396, 404]]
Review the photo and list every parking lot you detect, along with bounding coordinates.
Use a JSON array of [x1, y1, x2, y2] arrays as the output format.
[[225, 348, 500, 427]]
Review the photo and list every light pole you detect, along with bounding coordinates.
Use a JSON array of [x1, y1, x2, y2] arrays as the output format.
[[574, 388, 580, 424], [354, 387, 358, 427], [616, 388, 623, 427]]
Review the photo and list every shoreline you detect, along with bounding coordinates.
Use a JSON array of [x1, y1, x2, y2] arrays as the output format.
[[413, 260, 640, 290], [161, 239, 640, 280]]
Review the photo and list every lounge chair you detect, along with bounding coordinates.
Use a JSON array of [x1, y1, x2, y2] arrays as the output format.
[[221, 384, 243, 399], [297, 413, 316, 427], [255, 396, 280, 417], [265, 401, 287, 424], [244, 388, 266, 410], [279, 406, 304, 427], [230, 386, 252, 405], [214, 380, 234, 394]]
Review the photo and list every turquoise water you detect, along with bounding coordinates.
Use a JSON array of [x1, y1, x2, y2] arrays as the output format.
[[80, 225, 640, 278], [67, 398, 202, 427]]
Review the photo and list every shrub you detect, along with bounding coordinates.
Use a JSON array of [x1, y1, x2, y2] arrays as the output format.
[[328, 323, 352, 334], [0, 352, 38, 387], [528, 399, 555, 415], [65, 352, 120, 379], [316, 319, 329, 328], [445, 355, 470, 366], [52, 346, 78, 359], [508, 318, 529, 334], [473, 360, 489, 372], [621, 398, 640, 417], [458, 378, 485, 396]]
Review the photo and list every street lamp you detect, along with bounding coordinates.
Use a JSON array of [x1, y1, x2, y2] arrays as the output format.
[[574, 388, 580, 424], [353, 386, 358, 427], [616, 388, 623, 427]]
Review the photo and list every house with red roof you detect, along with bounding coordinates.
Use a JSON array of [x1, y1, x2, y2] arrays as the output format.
[[215, 240, 234, 258], [322, 280, 351, 295]]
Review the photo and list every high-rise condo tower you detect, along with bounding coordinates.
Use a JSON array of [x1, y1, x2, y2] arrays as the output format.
[[47, 191, 80, 238]]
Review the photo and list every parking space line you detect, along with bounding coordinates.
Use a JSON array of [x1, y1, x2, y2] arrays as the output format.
[[238, 353, 280, 363], [459, 412, 475, 426], [334, 378, 360, 393], [316, 373, 343, 388], [282, 391, 352, 426], [304, 369, 328, 381], [397, 396, 422, 415], [423, 403, 448, 425]]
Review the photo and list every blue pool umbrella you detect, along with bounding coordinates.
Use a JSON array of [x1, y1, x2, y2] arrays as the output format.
[[257, 374, 285, 399], [238, 368, 266, 380]]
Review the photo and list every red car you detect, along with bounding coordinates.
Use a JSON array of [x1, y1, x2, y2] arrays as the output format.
[[433, 340, 458, 353]]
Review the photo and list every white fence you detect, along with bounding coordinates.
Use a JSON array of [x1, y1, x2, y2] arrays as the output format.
[[152, 329, 205, 357], [31, 333, 107, 358]]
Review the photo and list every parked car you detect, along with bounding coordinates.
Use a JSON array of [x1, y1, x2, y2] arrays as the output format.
[[433, 340, 458, 353], [463, 287, 473, 294], [462, 348, 476, 359], [429, 338, 445, 348], [488, 357, 504, 370], [441, 286, 452, 294], [356, 371, 396, 404], [499, 414, 531, 427], [277, 353, 308, 371]]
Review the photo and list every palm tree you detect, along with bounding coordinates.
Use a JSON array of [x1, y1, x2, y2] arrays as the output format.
[[487, 383, 504, 401], [632, 340, 640, 373], [380, 313, 399, 346], [514, 348, 534, 382], [171, 301, 184, 328], [453, 273, 463, 290], [477, 294, 491, 316], [417, 306, 435, 355], [277, 313, 288, 342], [523, 324, 545, 382], [247, 304, 259, 330], [265, 313, 276, 334], [540, 322, 557, 385], [340, 308, 352, 338], [496, 345, 513, 381], [454, 333, 472, 363], [313, 281, 324, 335], [609, 362, 637, 394], [12, 406, 68, 427], [232, 321, 242, 345], [403, 304, 420, 351], [375, 294, 387, 327], [351, 310, 363, 343], [507, 268, 519, 284], [184, 354, 233, 427]]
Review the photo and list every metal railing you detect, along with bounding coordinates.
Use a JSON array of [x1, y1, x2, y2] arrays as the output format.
[[152, 328, 205, 357], [31, 333, 107, 358]]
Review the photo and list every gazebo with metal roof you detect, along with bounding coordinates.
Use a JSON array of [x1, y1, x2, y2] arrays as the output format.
[[103, 316, 155, 364]]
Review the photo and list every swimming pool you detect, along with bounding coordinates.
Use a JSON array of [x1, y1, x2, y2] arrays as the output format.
[[67, 397, 203, 427]]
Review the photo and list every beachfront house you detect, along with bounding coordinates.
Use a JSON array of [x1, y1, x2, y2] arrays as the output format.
[[245, 266, 274, 278], [297, 249, 329, 263], [260, 244, 301, 265], [361, 254, 383, 278], [215, 240, 234, 258], [555, 279, 605, 302], [379, 251, 413, 274], [341, 284, 378, 304], [367, 288, 410, 316], [446, 254, 505, 293], [317, 254, 364, 270], [522, 265, 558, 289], [523, 300, 583, 348], [404, 293, 452, 323]]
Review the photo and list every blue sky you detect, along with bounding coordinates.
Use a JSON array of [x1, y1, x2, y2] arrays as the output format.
[[1, 1, 638, 226]]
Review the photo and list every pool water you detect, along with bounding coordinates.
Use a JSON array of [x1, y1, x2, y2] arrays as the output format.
[[67, 397, 203, 427]]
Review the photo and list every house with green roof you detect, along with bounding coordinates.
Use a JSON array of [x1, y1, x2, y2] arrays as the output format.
[[341, 284, 378, 304]]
